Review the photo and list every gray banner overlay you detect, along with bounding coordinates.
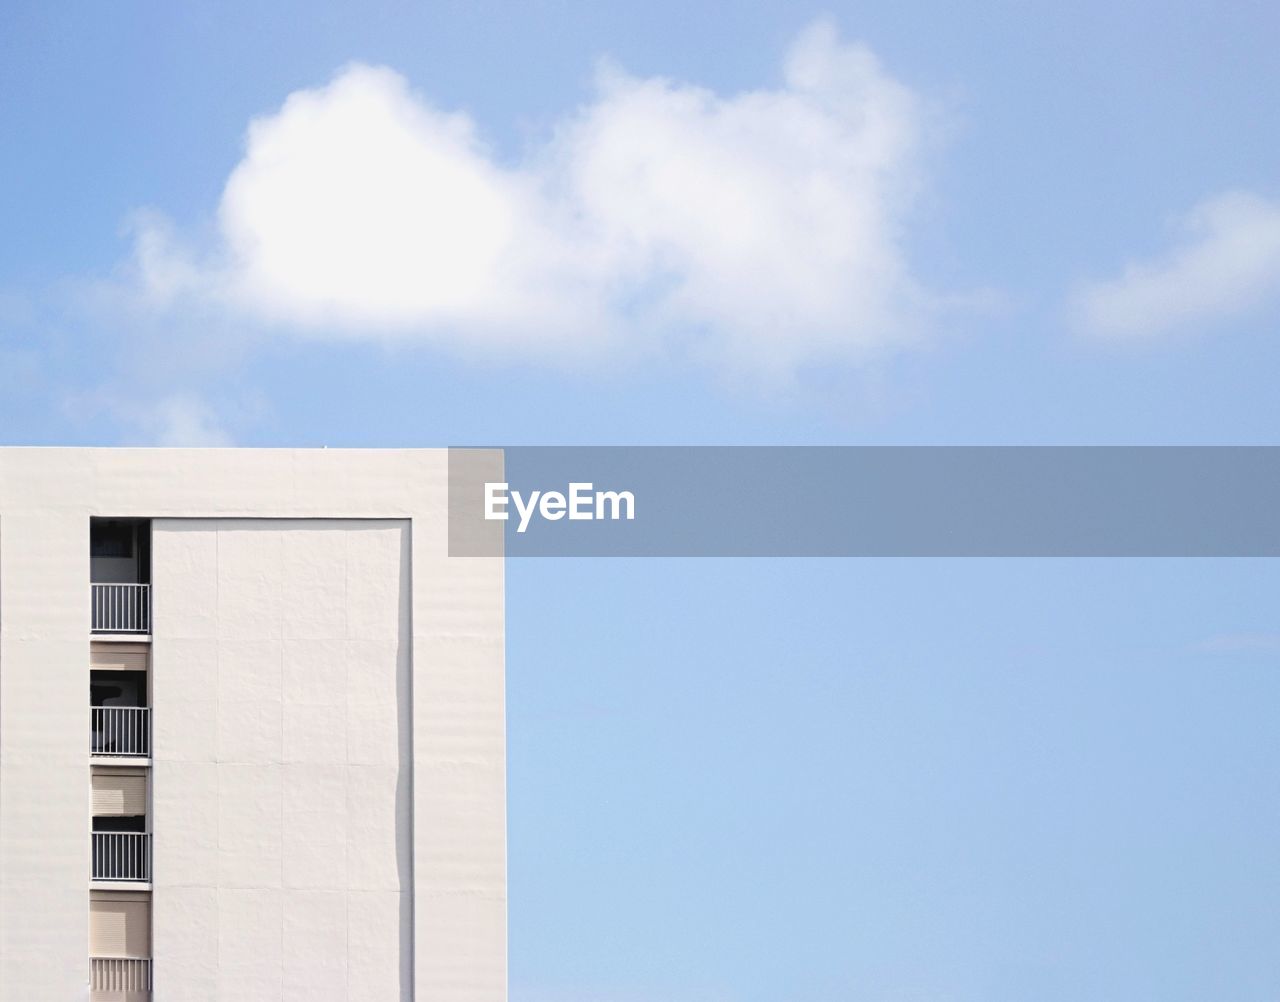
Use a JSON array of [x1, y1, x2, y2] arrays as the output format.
[[447, 447, 1280, 557]]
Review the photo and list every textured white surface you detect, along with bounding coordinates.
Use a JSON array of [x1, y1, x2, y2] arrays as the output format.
[[0, 449, 505, 1002], [152, 520, 411, 1001]]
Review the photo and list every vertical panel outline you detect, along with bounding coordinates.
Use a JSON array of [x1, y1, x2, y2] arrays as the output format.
[[405, 516, 416, 1002], [152, 515, 417, 1000]]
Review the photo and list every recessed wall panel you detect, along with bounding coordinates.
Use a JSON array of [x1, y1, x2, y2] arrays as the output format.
[[152, 519, 411, 1001]]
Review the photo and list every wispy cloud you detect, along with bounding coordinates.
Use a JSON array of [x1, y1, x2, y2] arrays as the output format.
[[65, 389, 237, 446], [1071, 190, 1280, 340], [144, 393, 234, 446], [121, 21, 951, 381], [1197, 631, 1280, 655]]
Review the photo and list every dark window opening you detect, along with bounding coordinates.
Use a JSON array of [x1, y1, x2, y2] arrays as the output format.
[[93, 815, 146, 834], [90, 670, 148, 708], [89, 518, 151, 584], [90, 521, 135, 559]]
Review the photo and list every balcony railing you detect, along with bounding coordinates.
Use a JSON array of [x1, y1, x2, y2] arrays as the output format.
[[91, 707, 151, 758], [91, 583, 151, 634], [90, 957, 152, 996], [91, 832, 151, 883]]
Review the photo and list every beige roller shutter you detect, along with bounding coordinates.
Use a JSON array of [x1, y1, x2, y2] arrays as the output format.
[[92, 770, 147, 816], [90, 642, 150, 672], [90, 893, 150, 957]]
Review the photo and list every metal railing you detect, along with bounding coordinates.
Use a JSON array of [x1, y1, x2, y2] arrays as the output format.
[[91, 583, 151, 634], [91, 707, 151, 757], [91, 832, 151, 882], [90, 957, 152, 995]]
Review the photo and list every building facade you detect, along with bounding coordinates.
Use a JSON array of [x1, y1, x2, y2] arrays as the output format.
[[0, 449, 506, 1001]]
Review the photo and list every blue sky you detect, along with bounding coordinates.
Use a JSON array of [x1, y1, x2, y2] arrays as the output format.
[[4, 2, 1280, 998]]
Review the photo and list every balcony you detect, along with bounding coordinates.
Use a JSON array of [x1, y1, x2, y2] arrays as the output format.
[[89, 957, 151, 1000], [91, 707, 151, 758], [91, 584, 151, 635], [92, 832, 151, 883]]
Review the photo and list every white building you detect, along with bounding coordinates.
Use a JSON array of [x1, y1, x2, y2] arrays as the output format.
[[0, 449, 506, 1001]]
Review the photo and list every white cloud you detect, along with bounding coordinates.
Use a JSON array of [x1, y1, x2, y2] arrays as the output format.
[[148, 394, 233, 446], [1072, 190, 1280, 340], [1198, 632, 1280, 654], [131, 20, 940, 378], [63, 380, 252, 445], [97, 393, 233, 446]]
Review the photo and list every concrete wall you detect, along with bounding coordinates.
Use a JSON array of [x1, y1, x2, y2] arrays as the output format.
[[0, 509, 91, 1001], [0, 449, 506, 1002], [152, 520, 412, 1001]]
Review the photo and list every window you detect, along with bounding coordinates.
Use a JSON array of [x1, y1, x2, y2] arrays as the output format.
[[91, 521, 135, 559]]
